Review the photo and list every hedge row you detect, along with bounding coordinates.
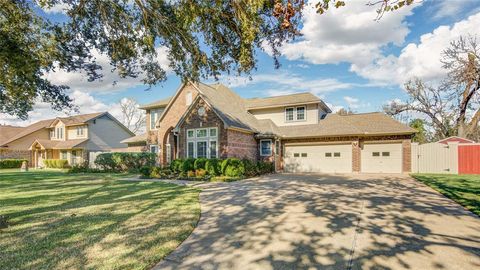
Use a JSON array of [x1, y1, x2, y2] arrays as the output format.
[[43, 159, 69, 169], [0, 159, 27, 169], [94, 152, 156, 172]]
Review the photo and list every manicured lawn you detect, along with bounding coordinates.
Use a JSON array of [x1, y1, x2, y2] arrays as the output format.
[[411, 174, 480, 216], [0, 169, 200, 270]]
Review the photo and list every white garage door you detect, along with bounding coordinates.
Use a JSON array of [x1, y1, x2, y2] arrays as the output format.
[[284, 144, 352, 173], [361, 143, 402, 173]]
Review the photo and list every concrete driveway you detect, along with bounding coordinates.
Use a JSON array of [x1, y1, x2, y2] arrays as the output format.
[[154, 174, 480, 270]]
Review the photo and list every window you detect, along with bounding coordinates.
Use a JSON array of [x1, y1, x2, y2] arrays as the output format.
[[186, 128, 218, 158], [56, 127, 63, 139], [186, 91, 193, 105], [275, 140, 280, 155], [334, 152, 341, 157], [166, 144, 171, 163], [296, 106, 306, 121], [76, 126, 84, 136], [325, 152, 332, 157], [61, 151, 67, 160], [372, 152, 380, 157], [50, 129, 55, 139], [197, 141, 208, 158], [382, 152, 390, 157], [301, 153, 308, 157], [294, 153, 300, 157], [285, 106, 307, 122], [260, 139, 272, 156], [285, 108, 294, 121], [150, 109, 163, 130], [187, 142, 195, 158], [150, 145, 159, 154]]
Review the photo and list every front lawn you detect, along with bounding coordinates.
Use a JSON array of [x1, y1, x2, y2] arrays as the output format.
[[0, 170, 200, 270], [411, 174, 480, 216]]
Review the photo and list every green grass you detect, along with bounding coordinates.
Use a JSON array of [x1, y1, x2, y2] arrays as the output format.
[[0, 170, 200, 270], [411, 174, 480, 216]]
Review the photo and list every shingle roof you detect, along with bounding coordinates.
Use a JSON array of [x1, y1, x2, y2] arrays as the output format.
[[277, 113, 416, 138], [53, 112, 105, 127], [245, 92, 324, 109], [120, 133, 147, 143], [1, 119, 54, 146], [139, 97, 172, 110], [30, 138, 88, 150], [0, 125, 25, 145]]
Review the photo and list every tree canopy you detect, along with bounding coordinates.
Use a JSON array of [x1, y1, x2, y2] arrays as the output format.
[[1, 0, 415, 119]]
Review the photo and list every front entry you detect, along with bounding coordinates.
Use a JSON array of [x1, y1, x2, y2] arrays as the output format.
[[284, 144, 352, 173]]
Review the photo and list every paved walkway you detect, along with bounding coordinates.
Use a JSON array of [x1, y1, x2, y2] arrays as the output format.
[[154, 174, 480, 270]]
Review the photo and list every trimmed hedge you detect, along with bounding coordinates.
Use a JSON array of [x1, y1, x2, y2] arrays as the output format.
[[194, 158, 208, 170], [205, 159, 221, 176], [170, 159, 183, 173], [181, 158, 195, 173], [222, 158, 245, 177], [43, 159, 69, 169], [94, 152, 156, 172], [0, 159, 27, 169]]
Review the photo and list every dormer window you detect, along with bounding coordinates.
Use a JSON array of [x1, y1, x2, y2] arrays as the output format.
[[285, 106, 306, 122], [76, 126, 84, 136]]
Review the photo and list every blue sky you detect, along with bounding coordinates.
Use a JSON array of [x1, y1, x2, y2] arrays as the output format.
[[2, 0, 480, 126]]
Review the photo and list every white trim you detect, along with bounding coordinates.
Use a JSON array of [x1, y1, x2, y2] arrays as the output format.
[[149, 144, 159, 154], [284, 106, 307, 123], [186, 127, 218, 158], [260, 139, 273, 156]]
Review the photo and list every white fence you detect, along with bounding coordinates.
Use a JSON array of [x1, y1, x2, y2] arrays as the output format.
[[411, 142, 458, 174]]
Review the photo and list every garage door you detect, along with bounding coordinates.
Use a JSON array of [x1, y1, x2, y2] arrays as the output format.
[[284, 144, 352, 173], [361, 143, 402, 173]]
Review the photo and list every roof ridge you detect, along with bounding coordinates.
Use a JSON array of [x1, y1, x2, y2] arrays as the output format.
[[245, 92, 317, 100]]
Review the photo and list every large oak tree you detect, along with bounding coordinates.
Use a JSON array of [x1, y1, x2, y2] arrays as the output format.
[[1, 0, 415, 119]]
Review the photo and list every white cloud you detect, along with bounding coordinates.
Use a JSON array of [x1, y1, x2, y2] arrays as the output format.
[[344, 96, 360, 108], [431, 0, 477, 20], [352, 12, 480, 85], [280, 1, 419, 66], [42, 3, 70, 14], [223, 72, 352, 96], [46, 47, 171, 94]]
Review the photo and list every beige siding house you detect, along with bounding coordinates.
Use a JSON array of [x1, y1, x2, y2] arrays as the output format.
[[127, 81, 416, 174], [1, 112, 134, 167]]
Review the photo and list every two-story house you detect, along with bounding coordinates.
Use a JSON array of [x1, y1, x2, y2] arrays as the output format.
[[126, 82, 416, 173], [1, 112, 134, 168]]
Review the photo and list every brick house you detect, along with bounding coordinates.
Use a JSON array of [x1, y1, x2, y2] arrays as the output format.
[[130, 81, 416, 173]]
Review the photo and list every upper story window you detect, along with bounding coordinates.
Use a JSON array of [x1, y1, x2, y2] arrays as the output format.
[[76, 126, 84, 136], [285, 106, 306, 122], [50, 129, 55, 139], [150, 108, 163, 130], [186, 91, 193, 106], [56, 127, 64, 139]]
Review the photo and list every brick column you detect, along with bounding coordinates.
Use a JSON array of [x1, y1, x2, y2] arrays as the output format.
[[352, 140, 361, 172], [402, 139, 411, 173]]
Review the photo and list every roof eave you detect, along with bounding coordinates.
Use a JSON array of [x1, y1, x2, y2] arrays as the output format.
[[280, 131, 416, 139], [246, 101, 321, 111]]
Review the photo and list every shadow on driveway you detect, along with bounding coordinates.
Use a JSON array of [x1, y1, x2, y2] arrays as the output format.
[[154, 174, 480, 270]]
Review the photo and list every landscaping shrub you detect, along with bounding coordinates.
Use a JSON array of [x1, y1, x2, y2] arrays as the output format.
[[139, 166, 152, 178], [195, 169, 207, 178], [220, 158, 233, 175], [170, 159, 183, 173], [150, 166, 162, 178], [223, 158, 245, 177], [242, 159, 258, 177], [181, 158, 195, 173], [67, 161, 99, 173], [0, 159, 27, 169], [94, 152, 156, 172], [205, 159, 221, 176], [187, 170, 195, 178], [257, 161, 275, 174], [43, 159, 68, 169], [94, 153, 117, 171], [194, 158, 208, 170]]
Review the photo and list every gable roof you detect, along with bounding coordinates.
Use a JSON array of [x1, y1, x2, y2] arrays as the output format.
[[437, 136, 475, 144], [245, 92, 329, 111], [277, 112, 416, 138], [121, 133, 147, 144], [49, 112, 105, 127], [29, 138, 88, 150], [0, 125, 25, 145], [1, 119, 54, 147], [139, 97, 172, 110]]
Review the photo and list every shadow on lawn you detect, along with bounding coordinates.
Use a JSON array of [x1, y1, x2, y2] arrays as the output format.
[[0, 171, 200, 270], [156, 174, 480, 270]]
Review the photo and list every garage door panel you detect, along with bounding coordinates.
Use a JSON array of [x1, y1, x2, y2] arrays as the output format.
[[284, 144, 352, 173], [361, 143, 402, 173]]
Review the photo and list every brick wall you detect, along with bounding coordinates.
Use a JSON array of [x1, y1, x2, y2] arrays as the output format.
[[178, 98, 227, 159], [352, 139, 361, 172], [226, 129, 257, 161], [0, 149, 31, 165], [402, 139, 411, 173]]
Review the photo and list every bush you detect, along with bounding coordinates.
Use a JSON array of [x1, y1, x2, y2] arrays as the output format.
[[181, 158, 195, 173], [257, 161, 275, 174], [170, 159, 183, 173], [0, 159, 27, 169], [195, 169, 207, 178], [43, 159, 68, 169], [67, 161, 99, 173], [139, 166, 152, 178], [220, 158, 232, 175], [187, 170, 195, 178], [223, 158, 245, 177], [242, 159, 258, 177], [94, 152, 156, 172], [194, 158, 208, 170], [205, 159, 221, 176]]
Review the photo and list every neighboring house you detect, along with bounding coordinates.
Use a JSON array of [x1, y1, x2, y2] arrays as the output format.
[[0, 112, 134, 168], [438, 136, 475, 145], [130, 81, 416, 173]]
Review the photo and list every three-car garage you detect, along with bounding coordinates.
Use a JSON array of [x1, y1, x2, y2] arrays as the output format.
[[283, 142, 404, 174]]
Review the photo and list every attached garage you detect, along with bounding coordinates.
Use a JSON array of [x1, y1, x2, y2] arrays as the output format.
[[361, 143, 402, 173], [284, 144, 352, 173]]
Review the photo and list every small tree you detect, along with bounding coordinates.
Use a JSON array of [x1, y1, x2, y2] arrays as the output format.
[[409, 119, 429, 143]]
